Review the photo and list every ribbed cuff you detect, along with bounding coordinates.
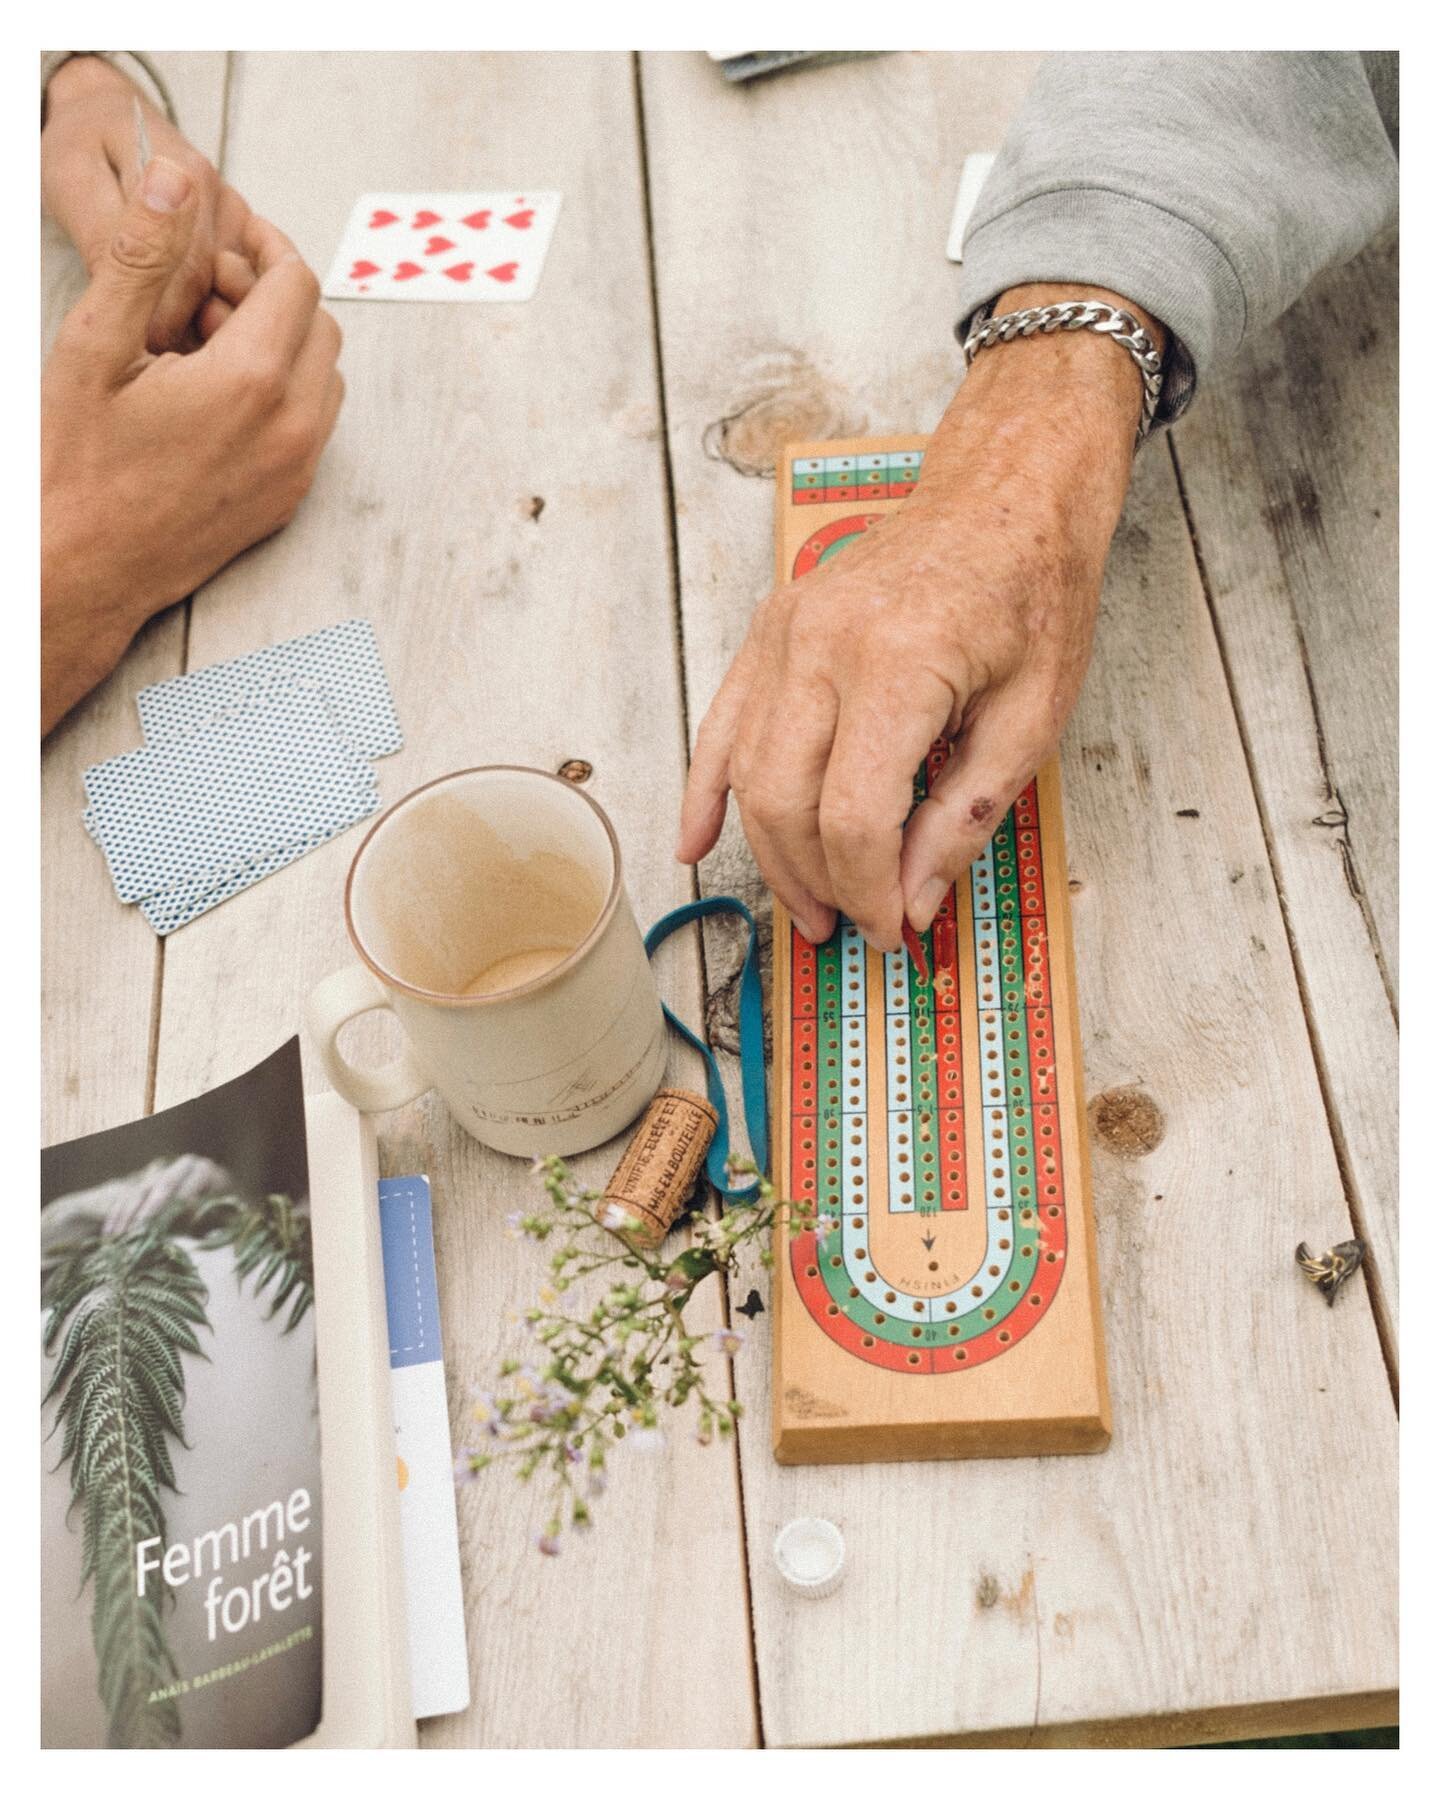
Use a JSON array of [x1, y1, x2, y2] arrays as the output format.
[[954, 185, 1249, 428]]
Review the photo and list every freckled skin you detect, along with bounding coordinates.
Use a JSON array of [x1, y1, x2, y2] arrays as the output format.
[[677, 282, 1166, 952]]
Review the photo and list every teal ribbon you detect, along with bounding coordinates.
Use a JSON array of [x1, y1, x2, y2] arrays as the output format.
[[645, 897, 769, 1203]]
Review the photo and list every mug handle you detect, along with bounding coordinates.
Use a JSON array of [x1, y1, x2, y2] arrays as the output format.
[[305, 965, 431, 1114]]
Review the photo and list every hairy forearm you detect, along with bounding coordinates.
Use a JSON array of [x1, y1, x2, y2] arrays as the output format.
[[42, 449, 205, 734], [918, 283, 1166, 547], [41, 528, 148, 736]]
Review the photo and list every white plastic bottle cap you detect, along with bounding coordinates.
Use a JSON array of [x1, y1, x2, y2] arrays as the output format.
[[773, 1517, 846, 1598]]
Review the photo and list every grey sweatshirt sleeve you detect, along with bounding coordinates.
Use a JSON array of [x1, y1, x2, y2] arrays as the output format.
[[955, 52, 1398, 425]]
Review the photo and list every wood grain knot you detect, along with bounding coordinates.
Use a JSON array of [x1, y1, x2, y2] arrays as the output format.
[[974, 1567, 1035, 1616], [703, 353, 863, 478], [556, 759, 593, 783], [1089, 1087, 1166, 1158]]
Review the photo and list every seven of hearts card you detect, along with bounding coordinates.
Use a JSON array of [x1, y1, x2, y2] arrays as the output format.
[[323, 192, 563, 303]]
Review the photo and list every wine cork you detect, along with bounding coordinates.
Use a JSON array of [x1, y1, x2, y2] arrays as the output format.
[[597, 1087, 718, 1250]]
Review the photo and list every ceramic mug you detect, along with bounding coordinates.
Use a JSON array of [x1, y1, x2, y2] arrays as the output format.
[[305, 766, 668, 1157]]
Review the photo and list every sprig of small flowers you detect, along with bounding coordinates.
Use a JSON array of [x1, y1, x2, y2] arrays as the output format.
[[455, 1155, 803, 1553]]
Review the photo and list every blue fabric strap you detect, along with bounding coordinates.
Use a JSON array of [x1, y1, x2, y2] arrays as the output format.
[[644, 897, 769, 1204]]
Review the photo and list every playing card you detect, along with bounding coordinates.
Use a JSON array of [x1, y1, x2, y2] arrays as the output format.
[[137, 618, 402, 759], [947, 152, 997, 262], [323, 192, 562, 303], [138, 815, 368, 937], [84, 686, 378, 904]]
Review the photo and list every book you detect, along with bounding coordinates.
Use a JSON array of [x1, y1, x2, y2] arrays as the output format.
[[379, 1177, 470, 1720], [41, 1040, 415, 1749]]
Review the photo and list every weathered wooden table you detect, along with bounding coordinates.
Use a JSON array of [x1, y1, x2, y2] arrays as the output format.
[[42, 52, 1398, 1748]]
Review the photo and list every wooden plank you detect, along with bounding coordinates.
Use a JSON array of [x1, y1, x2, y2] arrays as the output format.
[[1169, 235, 1399, 1362], [769, 440, 1109, 1463], [41, 54, 229, 1143], [868, 1686, 1398, 1749], [641, 47, 1397, 1746], [147, 52, 753, 1748]]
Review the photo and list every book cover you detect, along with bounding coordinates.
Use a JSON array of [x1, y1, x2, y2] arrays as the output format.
[[41, 1039, 324, 1749]]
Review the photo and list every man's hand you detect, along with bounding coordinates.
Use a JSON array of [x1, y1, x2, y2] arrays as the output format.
[[41, 54, 256, 351], [42, 159, 344, 735], [677, 284, 1162, 951]]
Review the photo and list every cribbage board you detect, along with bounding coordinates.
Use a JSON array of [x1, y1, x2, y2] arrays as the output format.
[[771, 436, 1111, 1465]]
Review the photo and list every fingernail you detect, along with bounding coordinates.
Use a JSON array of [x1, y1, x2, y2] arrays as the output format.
[[141, 157, 192, 214], [908, 877, 948, 934]]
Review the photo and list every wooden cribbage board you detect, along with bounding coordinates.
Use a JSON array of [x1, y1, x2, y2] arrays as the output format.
[[771, 437, 1111, 1464]]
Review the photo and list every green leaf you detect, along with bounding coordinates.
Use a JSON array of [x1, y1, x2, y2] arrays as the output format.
[[665, 1246, 720, 1285], [43, 1228, 208, 1746], [201, 1193, 315, 1334]]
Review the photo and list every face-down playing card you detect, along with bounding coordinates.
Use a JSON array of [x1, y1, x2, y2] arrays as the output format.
[[137, 618, 402, 759], [84, 686, 379, 905], [323, 192, 562, 303], [137, 814, 369, 937]]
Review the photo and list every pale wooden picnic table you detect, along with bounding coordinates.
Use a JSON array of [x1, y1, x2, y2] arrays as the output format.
[[42, 52, 1398, 1748]]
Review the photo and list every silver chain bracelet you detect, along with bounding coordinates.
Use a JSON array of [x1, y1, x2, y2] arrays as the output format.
[[961, 301, 1165, 447]]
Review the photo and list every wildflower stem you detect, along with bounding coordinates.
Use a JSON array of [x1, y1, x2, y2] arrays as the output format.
[[457, 1157, 797, 1547]]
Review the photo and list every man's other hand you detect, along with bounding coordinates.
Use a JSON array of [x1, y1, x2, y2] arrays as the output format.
[[42, 53, 255, 352], [42, 160, 344, 734], [677, 285, 1162, 951]]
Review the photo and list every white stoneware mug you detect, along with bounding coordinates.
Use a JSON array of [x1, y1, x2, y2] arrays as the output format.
[[305, 766, 667, 1157]]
